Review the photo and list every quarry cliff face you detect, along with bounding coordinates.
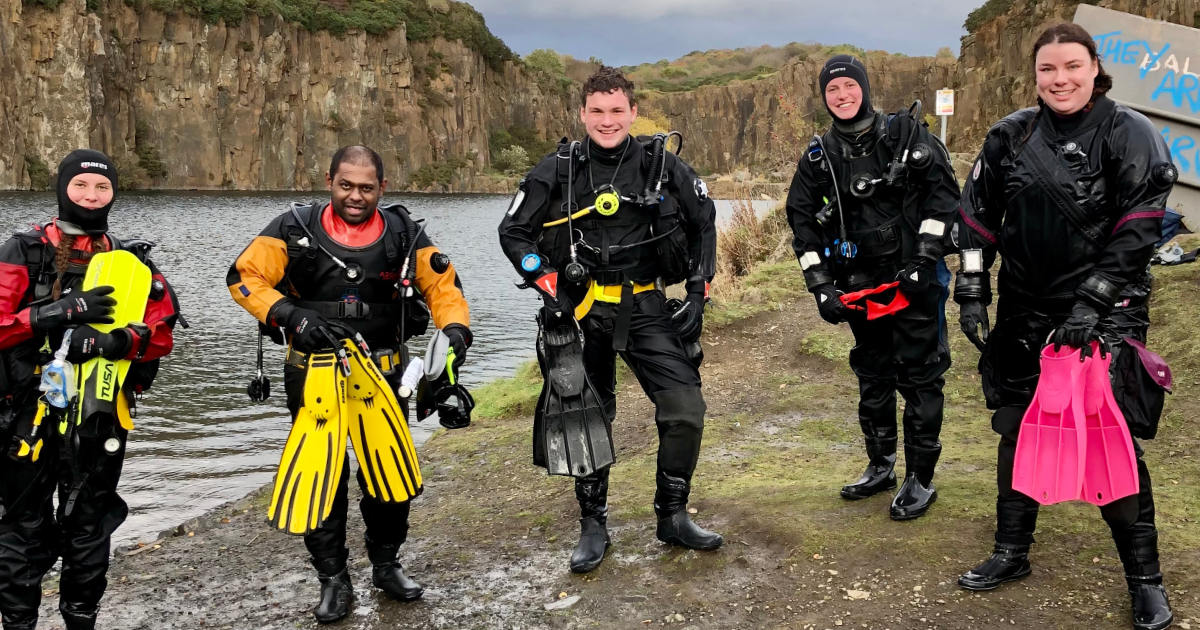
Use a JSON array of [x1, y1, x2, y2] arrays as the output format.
[[640, 55, 957, 176], [0, 0, 576, 190], [642, 0, 1200, 172], [6, 0, 1200, 191]]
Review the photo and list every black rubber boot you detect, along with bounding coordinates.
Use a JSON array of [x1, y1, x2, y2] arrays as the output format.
[[366, 540, 423, 602], [841, 436, 897, 500], [1127, 574, 1173, 630], [890, 443, 939, 520], [1, 612, 38, 630], [957, 543, 1032, 591], [569, 469, 610, 573], [653, 472, 722, 551], [59, 602, 97, 630], [312, 554, 353, 624]]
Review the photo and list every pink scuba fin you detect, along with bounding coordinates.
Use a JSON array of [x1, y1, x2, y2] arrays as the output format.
[[1012, 344, 1087, 505], [1079, 341, 1140, 506]]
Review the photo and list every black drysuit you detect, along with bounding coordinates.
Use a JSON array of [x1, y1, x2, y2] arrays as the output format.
[[955, 95, 1175, 576], [785, 111, 960, 480], [497, 137, 716, 511]]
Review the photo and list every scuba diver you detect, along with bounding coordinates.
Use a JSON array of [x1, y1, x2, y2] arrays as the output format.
[[498, 66, 720, 575], [0, 150, 181, 630], [954, 24, 1175, 630], [227, 145, 472, 624], [785, 55, 960, 520]]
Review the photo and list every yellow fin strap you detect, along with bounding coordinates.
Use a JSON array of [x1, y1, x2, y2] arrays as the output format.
[[542, 205, 595, 228]]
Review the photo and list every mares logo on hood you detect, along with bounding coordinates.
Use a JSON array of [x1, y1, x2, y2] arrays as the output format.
[[55, 149, 119, 237]]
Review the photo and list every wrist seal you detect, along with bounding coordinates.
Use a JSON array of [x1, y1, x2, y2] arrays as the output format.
[[805, 267, 835, 292], [953, 273, 991, 305], [1075, 274, 1122, 314]]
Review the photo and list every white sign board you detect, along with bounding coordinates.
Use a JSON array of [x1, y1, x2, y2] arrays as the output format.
[[935, 89, 954, 116]]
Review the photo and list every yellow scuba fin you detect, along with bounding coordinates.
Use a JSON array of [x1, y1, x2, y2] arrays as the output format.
[[343, 339, 423, 503], [73, 249, 152, 429], [267, 351, 349, 535]]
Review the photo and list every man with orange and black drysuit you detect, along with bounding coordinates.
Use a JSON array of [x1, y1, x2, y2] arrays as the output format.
[[227, 145, 470, 624]]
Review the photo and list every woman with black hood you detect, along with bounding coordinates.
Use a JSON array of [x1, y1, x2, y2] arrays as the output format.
[[0, 150, 180, 630], [785, 55, 960, 520], [954, 23, 1175, 630]]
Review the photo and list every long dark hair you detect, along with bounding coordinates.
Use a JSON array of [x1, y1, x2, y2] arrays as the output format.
[[1020, 22, 1113, 147]]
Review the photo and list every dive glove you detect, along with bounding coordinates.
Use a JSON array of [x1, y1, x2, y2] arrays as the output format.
[[272, 302, 334, 353], [670, 278, 707, 342], [31, 286, 116, 330], [959, 300, 990, 352], [897, 259, 937, 295], [812, 284, 849, 325], [442, 324, 472, 370], [66, 325, 132, 362], [1051, 302, 1101, 353]]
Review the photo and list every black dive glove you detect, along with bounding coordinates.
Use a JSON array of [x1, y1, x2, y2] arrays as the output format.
[[31, 286, 116, 330], [897, 259, 938, 295], [271, 302, 334, 353], [1051, 302, 1101, 351], [442, 324, 472, 370], [66, 325, 132, 363], [670, 278, 707, 342], [959, 301, 990, 352], [811, 284, 849, 325]]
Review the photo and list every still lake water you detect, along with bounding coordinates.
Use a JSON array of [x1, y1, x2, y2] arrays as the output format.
[[0, 192, 771, 544]]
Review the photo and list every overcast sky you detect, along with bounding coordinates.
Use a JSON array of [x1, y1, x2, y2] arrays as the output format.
[[469, 0, 985, 66]]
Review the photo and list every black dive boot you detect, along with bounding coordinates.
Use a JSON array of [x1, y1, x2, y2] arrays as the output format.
[[1, 612, 38, 630], [841, 436, 897, 500], [1127, 575, 1173, 630], [366, 539, 423, 602], [890, 443, 939, 520], [569, 468, 611, 573], [957, 543, 1032, 591], [60, 603, 97, 630], [312, 554, 353, 623], [653, 472, 722, 550]]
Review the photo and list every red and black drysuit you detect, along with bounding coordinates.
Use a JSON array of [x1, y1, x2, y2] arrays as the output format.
[[0, 221, 178, 629]]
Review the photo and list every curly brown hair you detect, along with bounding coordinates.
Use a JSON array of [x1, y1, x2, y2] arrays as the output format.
[[581, 66, 635, 107]]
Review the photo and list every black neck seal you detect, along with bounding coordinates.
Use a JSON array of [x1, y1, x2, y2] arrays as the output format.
[[55, 149, 118, 236]]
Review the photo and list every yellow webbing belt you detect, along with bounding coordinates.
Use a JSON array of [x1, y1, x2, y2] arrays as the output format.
[[573, 280, 656, 320]]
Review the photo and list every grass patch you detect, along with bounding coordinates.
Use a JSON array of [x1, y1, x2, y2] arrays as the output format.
[[471, 360, 541, 420]]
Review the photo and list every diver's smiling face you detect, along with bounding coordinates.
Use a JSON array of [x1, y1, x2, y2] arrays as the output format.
[[581, 89, 637, 150], [824, 77, 863, 121], [1035, 41, 1098, 116], [66, 173, 114, 210], [326, 161, 386, 225]]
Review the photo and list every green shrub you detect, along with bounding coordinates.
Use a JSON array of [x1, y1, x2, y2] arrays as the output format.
[[134, 120, 168, 181], [409, 156, 469, 189], [492, 145, 530, 175], [963, 0, 1013, 34], [24, 154, 50, 190]]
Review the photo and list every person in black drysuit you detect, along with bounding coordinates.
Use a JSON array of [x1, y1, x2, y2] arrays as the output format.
[[785, 55, 959, 520], [953, 24, 1176, 630], [498, 66, 720, 574]]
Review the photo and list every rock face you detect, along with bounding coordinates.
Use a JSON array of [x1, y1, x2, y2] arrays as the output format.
[[639, 0, 1200, 171], [640, 55, 957, 175], [0, 0, 576, 190]]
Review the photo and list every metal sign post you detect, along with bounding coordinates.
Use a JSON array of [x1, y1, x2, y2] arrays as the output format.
[[935, 88, 954, 145]]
